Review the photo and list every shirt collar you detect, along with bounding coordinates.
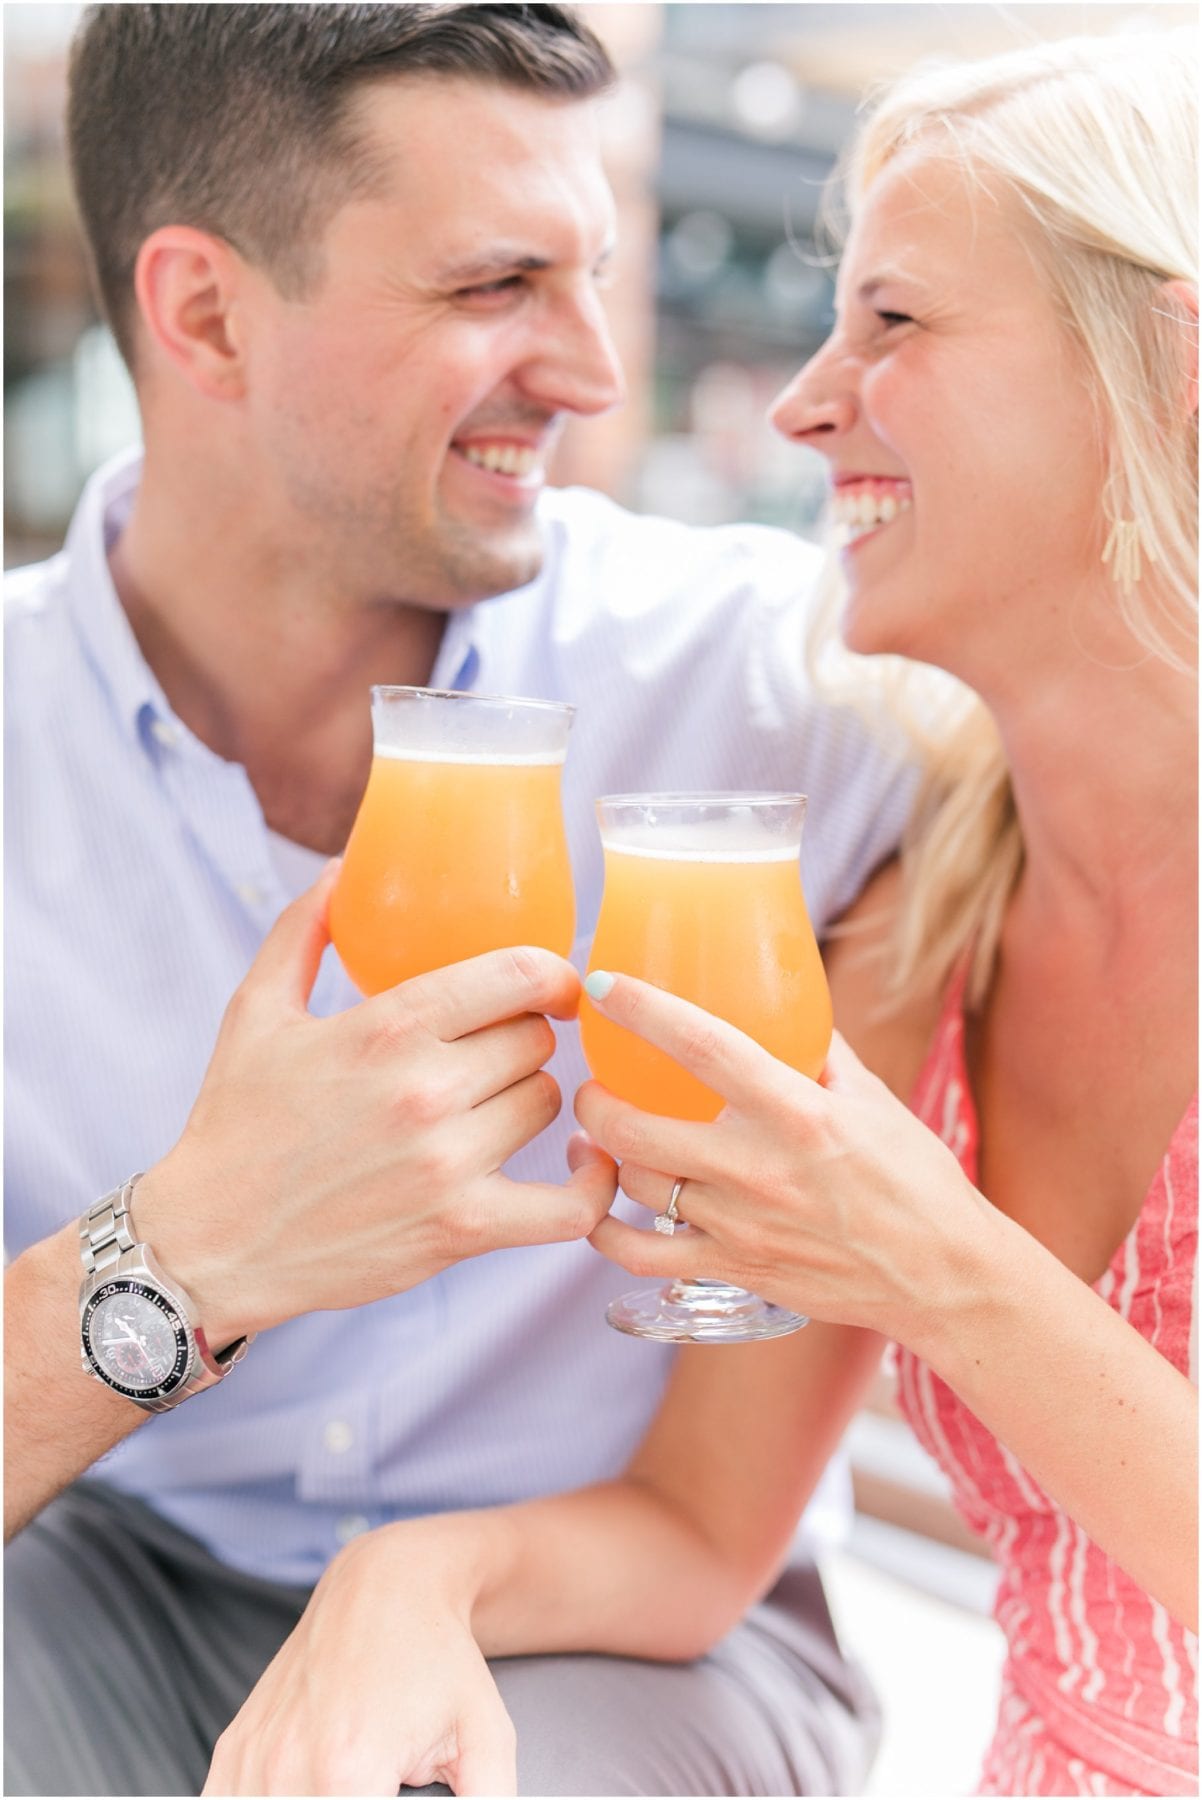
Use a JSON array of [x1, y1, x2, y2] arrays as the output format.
[[436, 539, 551, 697], [60, 445, 553, 732], [431, 602, 483, 693], [61, 446, 175, 747]]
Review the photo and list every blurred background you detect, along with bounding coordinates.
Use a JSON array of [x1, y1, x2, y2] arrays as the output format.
[[5, 2, 1193, 568], [3, 8, 1192, 1789]]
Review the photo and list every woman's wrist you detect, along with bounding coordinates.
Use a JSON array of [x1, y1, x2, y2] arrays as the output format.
[[893, 1183, 1028, 1371]]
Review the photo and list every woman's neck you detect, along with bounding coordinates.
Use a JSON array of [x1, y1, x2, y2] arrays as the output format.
[[990, 647, 1197, 953]]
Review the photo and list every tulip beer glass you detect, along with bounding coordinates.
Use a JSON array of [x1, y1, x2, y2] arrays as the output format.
[[330, 686, 575, 995], [581, 793, 832, 1342]]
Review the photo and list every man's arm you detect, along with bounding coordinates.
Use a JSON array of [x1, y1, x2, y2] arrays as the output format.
[[6, 864, 615, 1541], [5, 1225, 148, 1541], [202, 892, 907, 1796], [205, 1294, 884, 1796]]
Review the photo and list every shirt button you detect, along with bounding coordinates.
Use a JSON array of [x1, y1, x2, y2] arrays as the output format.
[[236, 881, 265, 906], [323, 1420, 354, 1455], [150, 719, 179, 748], [335, 1514, 370, 1545]]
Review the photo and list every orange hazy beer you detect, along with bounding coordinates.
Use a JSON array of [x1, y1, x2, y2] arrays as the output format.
[[329, 689, 575, 997], [581, 802, 831, 1120]]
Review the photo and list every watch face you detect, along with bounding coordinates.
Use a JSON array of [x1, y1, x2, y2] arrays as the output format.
[[82, 1281, 191, 1399]]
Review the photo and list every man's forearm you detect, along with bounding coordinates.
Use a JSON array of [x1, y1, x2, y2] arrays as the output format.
[[335, 1478, 775, 1674], [5, 1223, 146, 1541], [470, 1481, 762, 1663], [412, 1322, 886, 1666]]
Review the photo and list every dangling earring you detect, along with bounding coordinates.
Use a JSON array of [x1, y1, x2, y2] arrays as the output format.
[[1101, 518, 1156, 594]]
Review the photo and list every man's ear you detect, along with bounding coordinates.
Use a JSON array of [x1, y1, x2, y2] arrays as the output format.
[[133, 225, 251, 401], [1159, 278, 1198, 420]]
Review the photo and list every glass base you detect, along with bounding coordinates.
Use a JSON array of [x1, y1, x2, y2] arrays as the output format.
[[606, 1278, 808, 1344]]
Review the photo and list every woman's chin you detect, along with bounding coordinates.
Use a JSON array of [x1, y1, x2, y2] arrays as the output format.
[[839, 599, 911, 661]]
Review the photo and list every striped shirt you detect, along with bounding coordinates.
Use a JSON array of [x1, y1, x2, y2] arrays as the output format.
[[899, 962, 1198, 1796], [5, 448, 915, 1586]]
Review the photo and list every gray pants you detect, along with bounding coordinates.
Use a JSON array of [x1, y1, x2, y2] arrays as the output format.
[[5, 1482, 880, 1797]]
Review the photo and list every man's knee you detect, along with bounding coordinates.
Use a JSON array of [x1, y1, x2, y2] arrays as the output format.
[[488, 1636, 875, 1797], [4, 1509, 119, 1796]]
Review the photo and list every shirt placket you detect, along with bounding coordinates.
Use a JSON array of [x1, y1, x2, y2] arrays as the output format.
[[142, 708, 283, 929]]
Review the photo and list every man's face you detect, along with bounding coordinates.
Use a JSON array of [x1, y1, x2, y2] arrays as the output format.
[[242, 76, 624, 607]]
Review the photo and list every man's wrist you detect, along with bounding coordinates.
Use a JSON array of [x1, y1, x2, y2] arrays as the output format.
[[334, 1512, 500, 1628], [125, 1157, 249, 1350]]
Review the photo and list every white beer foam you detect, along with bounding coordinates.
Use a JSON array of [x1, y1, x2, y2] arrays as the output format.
[[374, 746, 566, 767], [601, 839, 799, 864]]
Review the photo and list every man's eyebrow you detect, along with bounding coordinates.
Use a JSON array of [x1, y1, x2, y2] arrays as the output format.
[[436, 242, 616, 286], [438, 250, 550, 285]]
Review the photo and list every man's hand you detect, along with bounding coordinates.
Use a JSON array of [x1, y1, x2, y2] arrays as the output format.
[[203, 1525, 517, 1797], [137, 862, 614, 1344]]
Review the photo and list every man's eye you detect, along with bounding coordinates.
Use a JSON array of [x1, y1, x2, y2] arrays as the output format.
[[876, 310, 913, 328], [459, 276, 524, 300]]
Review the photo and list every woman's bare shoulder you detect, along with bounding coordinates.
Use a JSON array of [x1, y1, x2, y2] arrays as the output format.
[[821, 859, 942, 1102]]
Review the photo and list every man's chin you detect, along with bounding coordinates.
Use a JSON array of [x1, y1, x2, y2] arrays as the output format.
[[435, 515, 547, 606]]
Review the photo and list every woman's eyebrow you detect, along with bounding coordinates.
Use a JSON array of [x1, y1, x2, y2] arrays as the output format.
[[856, 269, 926, 302]]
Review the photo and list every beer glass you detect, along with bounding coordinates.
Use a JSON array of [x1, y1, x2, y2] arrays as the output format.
[[330, 686, 575, 995], [581, 793, 831, 1342]]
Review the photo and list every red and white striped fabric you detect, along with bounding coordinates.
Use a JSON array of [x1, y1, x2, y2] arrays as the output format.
[[897, 965, 1198, 1796]]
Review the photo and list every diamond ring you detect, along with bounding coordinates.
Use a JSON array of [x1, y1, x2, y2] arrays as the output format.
[[654, 1176, 687, 1236]]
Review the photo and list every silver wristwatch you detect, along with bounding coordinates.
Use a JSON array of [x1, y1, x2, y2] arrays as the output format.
[[79, 1174, 252, 1413]]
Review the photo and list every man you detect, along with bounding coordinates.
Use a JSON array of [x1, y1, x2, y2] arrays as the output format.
[[5, 6, 910, 1794]]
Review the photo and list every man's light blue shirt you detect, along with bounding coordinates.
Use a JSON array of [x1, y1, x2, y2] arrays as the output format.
[[6, 450, 915, 1586]]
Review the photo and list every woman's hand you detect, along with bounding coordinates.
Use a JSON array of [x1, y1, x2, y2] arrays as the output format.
[[203, 1525, 516, 1797], [579, 972, 995, 1347]]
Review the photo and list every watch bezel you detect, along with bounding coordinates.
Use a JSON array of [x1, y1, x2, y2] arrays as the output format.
[[81, 1278, 194, 1402]]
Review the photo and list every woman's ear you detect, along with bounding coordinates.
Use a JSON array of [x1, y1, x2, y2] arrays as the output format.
[[1158, 278, 1198, 419]]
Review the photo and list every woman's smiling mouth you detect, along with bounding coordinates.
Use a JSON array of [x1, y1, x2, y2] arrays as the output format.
[[830, 478, 913, 547]]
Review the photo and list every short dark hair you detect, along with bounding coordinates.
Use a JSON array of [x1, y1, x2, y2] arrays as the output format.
[[66, 3, 614, 366]]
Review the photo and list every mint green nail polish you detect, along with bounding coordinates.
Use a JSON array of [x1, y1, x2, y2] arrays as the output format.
[[584, 970, 615, 1001]]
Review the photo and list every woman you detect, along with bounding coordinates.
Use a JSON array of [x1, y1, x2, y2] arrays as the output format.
[[582, 26, 1199, 1797], [206, 29, 1196, 1797]]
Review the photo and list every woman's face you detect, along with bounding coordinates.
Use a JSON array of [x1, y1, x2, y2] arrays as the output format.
[[772, 149, 1107, 683]]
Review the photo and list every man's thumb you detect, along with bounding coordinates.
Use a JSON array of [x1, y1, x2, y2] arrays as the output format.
[[244, 857, 343, 1012]]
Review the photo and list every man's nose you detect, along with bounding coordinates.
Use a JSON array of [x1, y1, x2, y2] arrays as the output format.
[[524, 287, 627, 418], [769, 351, 856, 448]]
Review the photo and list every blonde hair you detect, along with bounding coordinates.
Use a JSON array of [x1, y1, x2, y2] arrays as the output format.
[[821, 28, 1198, 1011]]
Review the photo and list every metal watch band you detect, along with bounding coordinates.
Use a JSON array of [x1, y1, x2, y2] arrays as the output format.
[[79, 1172, 143, 1281], [80, 1174, 252, 1409]]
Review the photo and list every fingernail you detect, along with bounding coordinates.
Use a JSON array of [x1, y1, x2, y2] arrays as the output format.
[[584, 970, 615, 1001]]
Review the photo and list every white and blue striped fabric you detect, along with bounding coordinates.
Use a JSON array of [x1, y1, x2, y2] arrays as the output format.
[[6, 449, 915, 1586]]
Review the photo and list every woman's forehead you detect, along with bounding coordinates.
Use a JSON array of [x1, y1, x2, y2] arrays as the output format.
[[843, 149, 1037, 294]]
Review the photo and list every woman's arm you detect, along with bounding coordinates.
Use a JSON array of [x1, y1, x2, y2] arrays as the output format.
[[461, 873, 915, 1661], [578, 974, 1197, 1633], [908, 1201, 1197, 1629]]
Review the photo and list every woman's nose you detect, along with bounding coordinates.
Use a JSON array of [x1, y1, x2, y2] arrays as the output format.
[[769, 360, 856, 447]]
